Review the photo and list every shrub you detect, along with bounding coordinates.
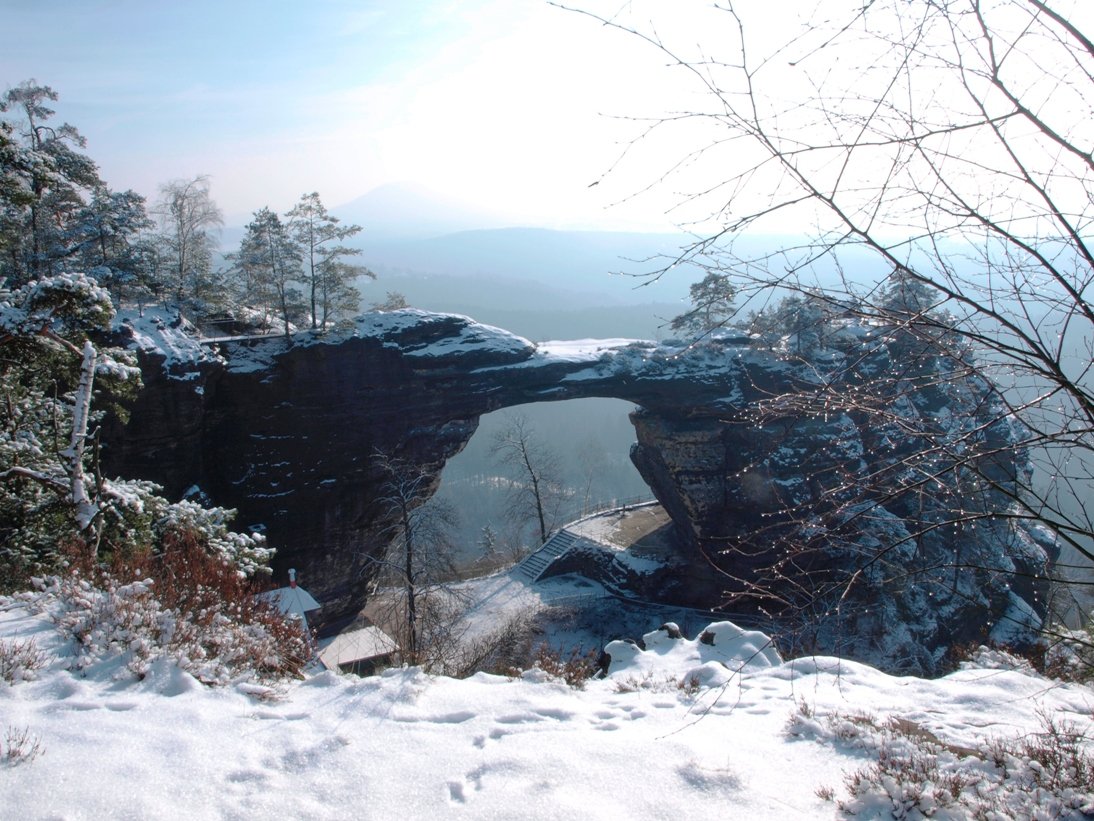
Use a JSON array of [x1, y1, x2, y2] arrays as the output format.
[[789, 704, 1094, 818], [990, 709, 1094, 797], [1044, 626, 1094, 685], [47, 531, 308, 685], [2, 726, 43, 766], [947, 630, 1094, 686], [0, 637, 45, 684], [678, 672, 703, 697], [445, 612, 538, 679], [516, 644, 599, 689], [610, 671, 692, 695]]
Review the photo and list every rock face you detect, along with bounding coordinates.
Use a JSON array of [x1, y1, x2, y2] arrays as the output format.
[[102, 310, 1055, 673], [105, 312, 685, 628]]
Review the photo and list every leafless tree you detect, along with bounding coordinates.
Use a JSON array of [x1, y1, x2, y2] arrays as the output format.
[[491, 412, 571, 546], [565, 1, 1093, 590], [152, 176, 222, 310], [365, 451, 464, 663]]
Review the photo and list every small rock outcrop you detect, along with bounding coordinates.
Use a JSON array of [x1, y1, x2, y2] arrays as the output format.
[[102, 310, 1055, 673]]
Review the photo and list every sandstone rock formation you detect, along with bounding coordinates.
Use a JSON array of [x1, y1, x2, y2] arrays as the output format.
[[102, 310, 1055, 673]]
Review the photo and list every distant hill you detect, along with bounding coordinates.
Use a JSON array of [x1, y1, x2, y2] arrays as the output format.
[[332, 181, 510, 240], [224, 182, 890, 338], [365, 226, 692, 287], [350, 226, 710, 339]]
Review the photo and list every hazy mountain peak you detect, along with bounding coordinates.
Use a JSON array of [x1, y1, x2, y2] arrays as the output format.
[[332, 181, 510, 239]]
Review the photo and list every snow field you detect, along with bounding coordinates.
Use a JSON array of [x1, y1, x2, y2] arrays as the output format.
[[3, 591, 1093, 819]]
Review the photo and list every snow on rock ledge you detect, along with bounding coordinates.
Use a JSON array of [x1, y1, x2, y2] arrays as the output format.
[[114, 308, 223, 379]]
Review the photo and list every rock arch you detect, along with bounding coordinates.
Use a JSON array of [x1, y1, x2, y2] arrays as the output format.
[[104, 311, 1053, 672], [106, 312, 766, 622]]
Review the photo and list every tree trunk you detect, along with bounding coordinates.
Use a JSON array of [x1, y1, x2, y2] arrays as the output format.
[[403, 505, 418, 659], [309, 240, 318, 330], [68, 340, 99, 545], [522, 443, 548, 544]]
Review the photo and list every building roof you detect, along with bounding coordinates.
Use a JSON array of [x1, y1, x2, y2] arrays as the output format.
[[318, 625, 399, 670], [257, 585, 321, 621]]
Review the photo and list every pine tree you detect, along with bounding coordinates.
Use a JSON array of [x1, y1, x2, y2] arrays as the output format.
[[72, 188, 155, 304], [670, 272, 736, 334], [0, 273, 272, 588], [285, 192, 372, 330], [0, 82, 104, 283], [230, 207, 303, 337]]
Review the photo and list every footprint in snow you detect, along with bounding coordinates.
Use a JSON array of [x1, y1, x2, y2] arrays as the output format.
[[430, 710, 476, 724], [447, 767, 486, 805], [478, 707, 575, 746], [226, 769, 269, 785], [495, 713, 536, 725], [447, 781, 468, 804], [51, 700, 99, 712]]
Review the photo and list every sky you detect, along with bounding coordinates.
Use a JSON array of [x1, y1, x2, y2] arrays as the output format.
[[1, 0, 694, 230], [6, 0, 1090, 237]]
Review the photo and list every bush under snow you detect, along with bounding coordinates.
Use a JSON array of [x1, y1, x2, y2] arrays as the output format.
[[17, 545, 307, 687]]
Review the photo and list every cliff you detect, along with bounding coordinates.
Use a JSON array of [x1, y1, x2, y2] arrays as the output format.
[[102, 310, 1055, 673]]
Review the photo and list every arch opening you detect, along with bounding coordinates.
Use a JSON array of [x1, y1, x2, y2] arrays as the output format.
[[432, 397, 654, 572]]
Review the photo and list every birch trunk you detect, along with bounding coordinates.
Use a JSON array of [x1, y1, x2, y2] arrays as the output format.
[[68, 340, 99, 538]]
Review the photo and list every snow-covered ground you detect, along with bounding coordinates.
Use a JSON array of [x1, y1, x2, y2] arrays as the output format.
[[3, 580, 1092, 819]]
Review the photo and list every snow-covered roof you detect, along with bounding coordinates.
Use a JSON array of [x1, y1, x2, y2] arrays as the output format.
[[257, 585, 321, 620], [317, 625, 399, 670]]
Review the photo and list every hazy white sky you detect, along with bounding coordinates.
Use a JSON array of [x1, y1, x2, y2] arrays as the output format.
[[9, 0, 1086, 237], [1, 0, 694, 229]]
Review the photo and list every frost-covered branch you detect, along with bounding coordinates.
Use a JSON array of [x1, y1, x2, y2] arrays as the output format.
[[566, 0, 1094, 618]]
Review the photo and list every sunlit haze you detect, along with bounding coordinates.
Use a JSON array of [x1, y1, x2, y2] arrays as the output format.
[[1, 0, 699, 230]]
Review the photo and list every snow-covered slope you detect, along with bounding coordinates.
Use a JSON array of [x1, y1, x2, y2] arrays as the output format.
[[2, 588, 1091, 819]]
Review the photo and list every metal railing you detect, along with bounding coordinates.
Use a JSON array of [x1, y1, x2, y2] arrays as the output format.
[[570, 495, 658, 523]]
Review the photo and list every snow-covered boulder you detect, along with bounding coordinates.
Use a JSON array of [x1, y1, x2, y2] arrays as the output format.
[[603, 621, 782, 688]]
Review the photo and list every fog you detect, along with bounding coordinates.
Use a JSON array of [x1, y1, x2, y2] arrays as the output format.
[[433, 398, 652, 566]]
